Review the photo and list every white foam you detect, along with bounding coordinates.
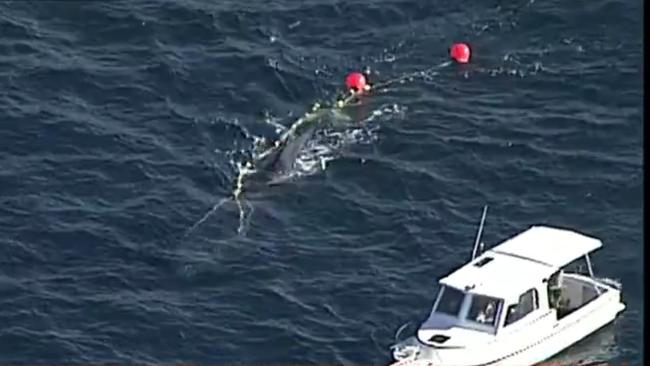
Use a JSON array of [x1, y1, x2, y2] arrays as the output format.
[[286, 103, 402, 178], [229, 100, 405, 191]]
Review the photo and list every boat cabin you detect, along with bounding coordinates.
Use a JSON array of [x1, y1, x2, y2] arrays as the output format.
[[417, 226, 607, 346]]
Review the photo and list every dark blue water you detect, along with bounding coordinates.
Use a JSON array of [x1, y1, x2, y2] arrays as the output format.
[[0, 0, 643, 364]]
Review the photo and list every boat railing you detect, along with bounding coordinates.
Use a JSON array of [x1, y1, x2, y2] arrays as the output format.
[[595, 276, 623, 290]]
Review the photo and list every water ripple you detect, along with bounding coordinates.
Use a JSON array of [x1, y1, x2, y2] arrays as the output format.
[[0, 0, 642, 364]]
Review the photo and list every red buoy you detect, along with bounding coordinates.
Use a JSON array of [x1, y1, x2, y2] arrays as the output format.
[[345, 72, 367, 92], [450, 43, 471, 64]]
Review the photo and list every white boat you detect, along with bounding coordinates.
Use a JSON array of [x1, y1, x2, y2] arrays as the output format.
[[389, 207, 626, 366]]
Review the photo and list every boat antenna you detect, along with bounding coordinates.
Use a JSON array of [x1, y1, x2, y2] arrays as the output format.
[[471, 205, 489, 260]]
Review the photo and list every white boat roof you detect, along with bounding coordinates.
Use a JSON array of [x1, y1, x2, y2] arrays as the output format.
[[439, 251, 552, 299], [489, 225, 602, 267], [439, 225, 603, 299]]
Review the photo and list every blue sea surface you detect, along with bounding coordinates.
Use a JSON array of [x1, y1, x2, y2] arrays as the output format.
[[0, 0, 643, 364]]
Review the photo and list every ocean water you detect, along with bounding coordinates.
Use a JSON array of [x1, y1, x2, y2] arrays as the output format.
[[0, 0, 643, 364]]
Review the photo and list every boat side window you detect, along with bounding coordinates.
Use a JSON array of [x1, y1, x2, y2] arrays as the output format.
[[467, 294, 501, 327], [435, 286, 465, 317], [504, 288, 539, 326]]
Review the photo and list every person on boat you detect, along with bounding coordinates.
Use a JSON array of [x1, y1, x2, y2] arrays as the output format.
[[476, 301, 496, 324]]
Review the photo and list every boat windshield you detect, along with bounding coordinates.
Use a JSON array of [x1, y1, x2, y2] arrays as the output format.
[[431, 285, 503, 333], [435, 285, 465, 317]]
